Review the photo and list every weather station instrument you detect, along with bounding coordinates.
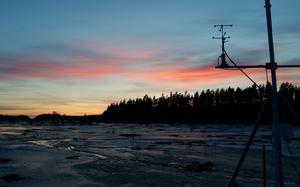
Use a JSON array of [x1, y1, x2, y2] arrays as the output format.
[[213, 0, 300, 186]]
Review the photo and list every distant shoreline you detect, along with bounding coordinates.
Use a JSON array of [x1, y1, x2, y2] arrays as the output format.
[[1, 82, 299, 126]]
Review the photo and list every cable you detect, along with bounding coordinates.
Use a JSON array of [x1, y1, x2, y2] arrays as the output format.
[[224, 50, 260, 88], [224, 48, 271, 186], [223, 48, 300, 185], [221, 50, 300, 186], [217, 55, 221, 66]]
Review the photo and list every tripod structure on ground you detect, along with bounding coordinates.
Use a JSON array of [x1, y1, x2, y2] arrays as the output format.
[[213, 0, 300, 186]]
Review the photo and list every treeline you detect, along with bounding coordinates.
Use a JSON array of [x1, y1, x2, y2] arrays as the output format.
[[0, 114, 31, 122], [0, 112, 101, 124], [34, 112, 101, 124], [101, 82, 300, 124], [1, 82, 300, 125]]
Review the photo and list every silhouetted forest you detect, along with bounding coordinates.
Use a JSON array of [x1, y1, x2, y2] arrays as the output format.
[[0, 112, 101, 124], [34, 112, 101, 124], [1, 82, 299, 125], [101, 82, 300, 125], [0, 115, 30, 122]]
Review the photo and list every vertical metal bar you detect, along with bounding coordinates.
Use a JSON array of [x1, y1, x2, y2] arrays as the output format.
[[228, 101, 268, 187], [221, 25, 225, 53], [263, 145, 266, 187], [264, 0, 283, 186]]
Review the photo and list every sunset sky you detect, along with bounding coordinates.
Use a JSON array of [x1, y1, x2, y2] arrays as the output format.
[[0, 0, 299, 116]]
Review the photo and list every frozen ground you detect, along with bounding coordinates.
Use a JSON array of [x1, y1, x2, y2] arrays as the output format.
[[0, 123, 300, 187]]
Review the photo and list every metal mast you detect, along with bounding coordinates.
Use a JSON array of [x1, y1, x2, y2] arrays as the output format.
[[264, 0, 282, 186], [213, 0, 300, 186]]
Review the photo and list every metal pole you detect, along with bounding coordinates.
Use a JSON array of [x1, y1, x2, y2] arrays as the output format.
[[228, 101, 269, 187], [264, 0, 283, 186], [221, 25, 225, 53], [263, 145, 266, 187]]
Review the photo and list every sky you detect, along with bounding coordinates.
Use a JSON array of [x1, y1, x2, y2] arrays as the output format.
[[0, 0, 299, 116]]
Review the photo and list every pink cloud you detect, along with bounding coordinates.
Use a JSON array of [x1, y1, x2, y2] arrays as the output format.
[[121, 60, 276, 88], [0, 48, 158, 80], [1, 39, 298, 88], [0, 56, 122, 80]]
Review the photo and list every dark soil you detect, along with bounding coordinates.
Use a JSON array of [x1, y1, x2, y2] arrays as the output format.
[[183, 161, 215, 173], [0, 174, 25, 182], [0, 158, 11, 163]]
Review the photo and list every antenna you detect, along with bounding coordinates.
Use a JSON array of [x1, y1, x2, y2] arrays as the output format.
[[213, 24, 232, 68]]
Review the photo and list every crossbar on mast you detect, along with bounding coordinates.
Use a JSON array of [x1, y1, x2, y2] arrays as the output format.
[[216, 64, 300, 69], [214, 0, 300, 186]]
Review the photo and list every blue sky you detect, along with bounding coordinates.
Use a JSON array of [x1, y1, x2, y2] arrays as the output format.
[[0, 0, 299, 116]]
